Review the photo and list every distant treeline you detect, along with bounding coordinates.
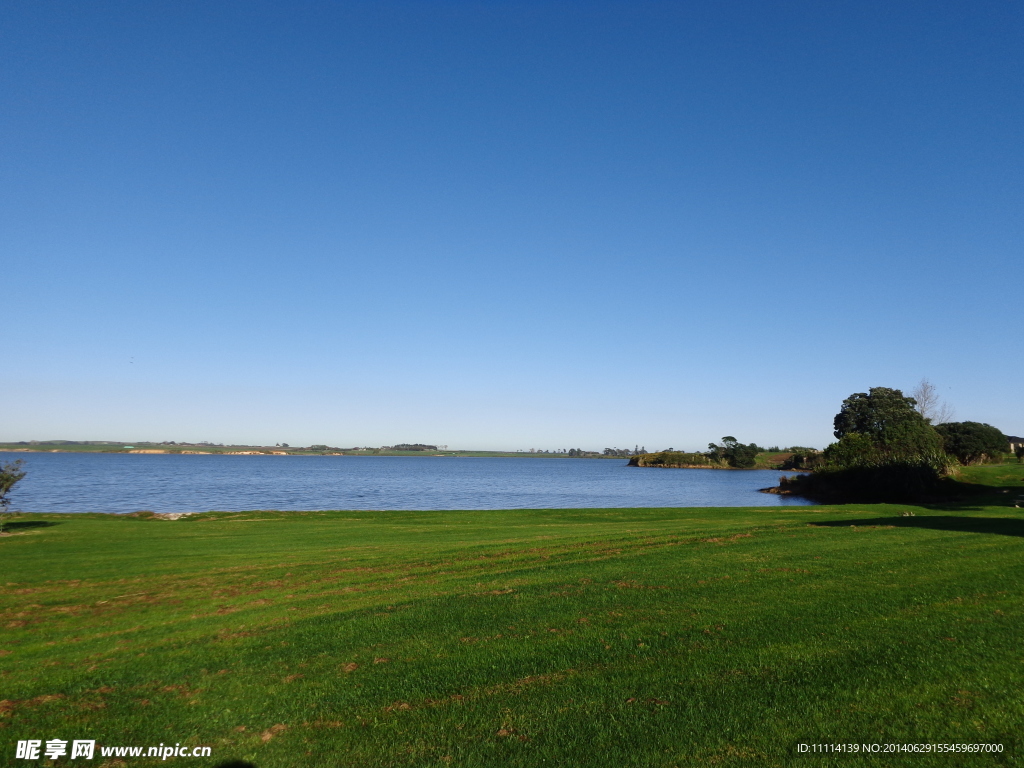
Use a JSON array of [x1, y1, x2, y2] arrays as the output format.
[[629, 452, 722, 468], [629, 438, 776, 469]]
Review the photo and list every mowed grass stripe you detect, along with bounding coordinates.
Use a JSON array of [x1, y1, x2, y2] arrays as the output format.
[[2, 489, 1023, 766]]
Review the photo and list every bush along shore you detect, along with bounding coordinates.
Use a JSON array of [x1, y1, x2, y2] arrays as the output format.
[[627, 451, 726, 469], [629, 438, 819, 471], [770, 387, 1014, 503]]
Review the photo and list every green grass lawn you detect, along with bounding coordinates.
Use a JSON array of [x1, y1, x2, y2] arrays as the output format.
[[2, 466, 1023, 767]]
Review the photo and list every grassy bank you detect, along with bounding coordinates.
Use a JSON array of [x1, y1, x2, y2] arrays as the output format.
[[2, 467, 1023, 766]]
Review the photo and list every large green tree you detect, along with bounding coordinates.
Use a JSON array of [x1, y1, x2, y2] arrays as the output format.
[[831, 387, 943, 459], [934, 422, 1008, 465]]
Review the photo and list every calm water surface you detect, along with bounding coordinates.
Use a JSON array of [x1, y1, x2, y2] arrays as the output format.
[[2, 453, 811, 513]]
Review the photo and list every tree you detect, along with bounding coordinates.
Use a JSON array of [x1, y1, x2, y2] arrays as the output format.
[[934, 422, 1008, 465], [706, 436, 762, 468], [783, 387, 952, 503], [832, 387, 943, 458], [0, 460, 26, 534], [911, 378, 955, 425]]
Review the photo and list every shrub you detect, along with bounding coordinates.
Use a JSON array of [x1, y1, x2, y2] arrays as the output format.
[[0, 459, 27, 533], [934, 422, 1008, 465], [781, 453, 953, 503]]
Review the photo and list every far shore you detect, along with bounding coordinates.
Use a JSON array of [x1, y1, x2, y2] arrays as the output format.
[[0, 446, 626, 459]]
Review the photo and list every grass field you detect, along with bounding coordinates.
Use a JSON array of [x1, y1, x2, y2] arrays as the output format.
[[2, 466, 1023, 767]]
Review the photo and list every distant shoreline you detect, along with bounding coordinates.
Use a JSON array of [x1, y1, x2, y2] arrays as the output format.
[[0, 446, 623, 459]]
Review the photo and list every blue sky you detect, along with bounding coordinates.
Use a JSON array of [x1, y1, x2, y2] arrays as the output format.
[[2, 1, 1021, 450]]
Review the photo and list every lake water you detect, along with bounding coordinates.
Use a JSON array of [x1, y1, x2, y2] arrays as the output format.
[[1, 453, 812, 513]]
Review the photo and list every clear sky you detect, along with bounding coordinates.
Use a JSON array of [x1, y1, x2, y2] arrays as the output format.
[[2, 1, 1021, 450]]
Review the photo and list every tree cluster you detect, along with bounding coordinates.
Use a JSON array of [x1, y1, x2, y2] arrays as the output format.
[[705, 436, 762, 468], [602, 447, 642, 457], [782, 385, 1012, 502]]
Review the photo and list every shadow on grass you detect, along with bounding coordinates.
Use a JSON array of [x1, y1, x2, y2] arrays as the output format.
[[930, 478, 1024, 509], [811, 516, 1024, 537], [1, 520, 60, 530]]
